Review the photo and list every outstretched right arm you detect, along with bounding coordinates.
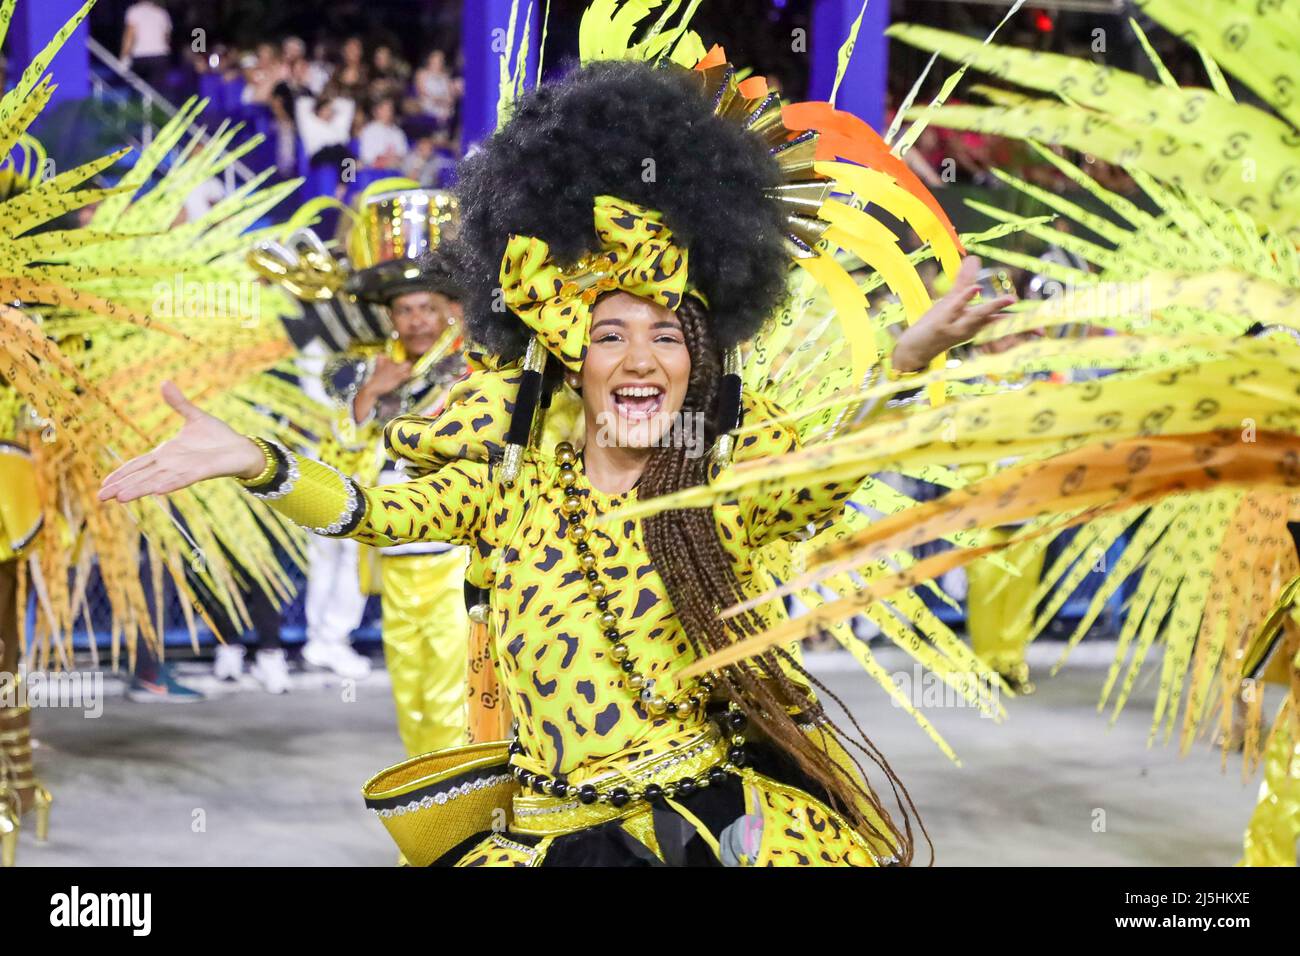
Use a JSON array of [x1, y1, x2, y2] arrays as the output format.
[[98, 383, 488, 548], [233, 440, 489, 547]]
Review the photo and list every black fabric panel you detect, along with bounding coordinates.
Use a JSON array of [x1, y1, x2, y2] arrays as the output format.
[[715, 373, 743, 435], [506, 369, 543, 446], [464, 581, 489, 611]]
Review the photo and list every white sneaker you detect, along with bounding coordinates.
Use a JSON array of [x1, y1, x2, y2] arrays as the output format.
[[250, 648, 291, 695], [302, 641, 372, 680], [213, 644, 246, 682]]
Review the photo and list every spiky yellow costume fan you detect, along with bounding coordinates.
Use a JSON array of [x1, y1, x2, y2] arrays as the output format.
[[0, 0, 328, 864], [885, 0, 1300, 866], [217, 0, 1065, 868], [631, 0, 1300, 866]]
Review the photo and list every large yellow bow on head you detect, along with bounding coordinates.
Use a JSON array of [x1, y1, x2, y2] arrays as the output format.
[[499, 196, 691, 372]]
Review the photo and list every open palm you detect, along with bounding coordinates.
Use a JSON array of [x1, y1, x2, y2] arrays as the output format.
[[98, 382, 267, 504], [891, 256, 1017, 373]]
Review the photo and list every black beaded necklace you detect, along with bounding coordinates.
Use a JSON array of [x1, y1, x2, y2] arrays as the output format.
[[554, 440, 710, 720]]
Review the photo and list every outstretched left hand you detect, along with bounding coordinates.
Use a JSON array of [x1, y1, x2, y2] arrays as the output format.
[[890, 256, 1017, 374]]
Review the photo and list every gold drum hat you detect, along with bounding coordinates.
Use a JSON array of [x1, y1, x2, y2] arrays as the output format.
[[345, 188, 461, 304]]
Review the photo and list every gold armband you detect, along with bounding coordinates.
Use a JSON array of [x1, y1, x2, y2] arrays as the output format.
[[236, 437, 300, 499], [237, 437, 278, 488]]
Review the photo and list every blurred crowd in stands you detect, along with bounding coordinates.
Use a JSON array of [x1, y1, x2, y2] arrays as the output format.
[[118, 0, 463, 209], [102, 0, 1150, 235]]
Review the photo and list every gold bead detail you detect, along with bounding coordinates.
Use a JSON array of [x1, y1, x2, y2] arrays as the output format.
[[569, 524, 588, 541], [556, 443, 576, 465], [599, 610, 617, 630], [674, 701, 694, 719], [579, 551, 596, 571], [647, 695, 669, 716], [628, 674, 645, 691], [563, 495, 582, 514], [611, 644, 630, 662], [590, 580, 607, 599]]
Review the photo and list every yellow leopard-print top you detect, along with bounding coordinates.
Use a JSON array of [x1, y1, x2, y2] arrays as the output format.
[[246, 380, 859, 784]]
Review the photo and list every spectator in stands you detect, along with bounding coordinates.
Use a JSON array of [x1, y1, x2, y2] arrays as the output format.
[[269, 90, 299, 178], [414, 49, 457, 131], [273, 57, 314, 177], [335, 36, 370, 103], [275, 56, 314, 113], [282, 36, 307, 76], [371, 44, 410, 101], [121, 0, 173, 94], [243, 42, 286, 105], [358, 97, 409, 170], [402, 133, 455, 188], [296, 91, 357, 194], [306, 41, 334, 95]]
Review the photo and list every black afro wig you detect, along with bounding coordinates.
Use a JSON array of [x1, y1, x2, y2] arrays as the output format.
[[452, 59, 790, 361], [413, 241, 465, 301]]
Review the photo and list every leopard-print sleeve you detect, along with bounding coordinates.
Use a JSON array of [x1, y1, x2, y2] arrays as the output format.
[[384, 366, 522, 474], [240, 439, 491, 548], [723, 393, 860, 549]]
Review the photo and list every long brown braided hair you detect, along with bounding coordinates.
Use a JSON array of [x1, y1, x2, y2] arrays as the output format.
[[638, 296, 929, 865]]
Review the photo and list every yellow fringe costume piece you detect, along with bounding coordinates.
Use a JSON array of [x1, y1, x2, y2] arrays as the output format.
[[1237, 589, 1300, 866], [881, 0, 1300, 862], [626, 0, 1300, 865], [0, 73, 327, 667], [0, 0, 329, 864], [1240, 699, 1300, 867]]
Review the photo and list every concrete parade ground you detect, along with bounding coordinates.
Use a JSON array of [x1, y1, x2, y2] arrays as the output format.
[[12, 641, 1263, 867]]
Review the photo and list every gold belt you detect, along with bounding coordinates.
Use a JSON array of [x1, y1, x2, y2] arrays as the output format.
[[510, 730, 729, 837]]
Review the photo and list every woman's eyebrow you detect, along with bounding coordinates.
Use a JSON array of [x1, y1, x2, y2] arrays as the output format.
[[591, 317, 627, 331]]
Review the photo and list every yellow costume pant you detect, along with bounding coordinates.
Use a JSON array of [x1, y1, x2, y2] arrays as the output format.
[[1240, 610, 1299, 867], [966, 530, 1045, 683], [380, 550, 469, 757], [1240, 702, 1299, 867]]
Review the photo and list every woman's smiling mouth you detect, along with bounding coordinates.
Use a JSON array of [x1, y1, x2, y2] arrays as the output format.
[[612, 384, 665, 420]]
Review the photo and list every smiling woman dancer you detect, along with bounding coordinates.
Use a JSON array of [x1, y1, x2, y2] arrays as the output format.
[[99, 60, 1012, 867]]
